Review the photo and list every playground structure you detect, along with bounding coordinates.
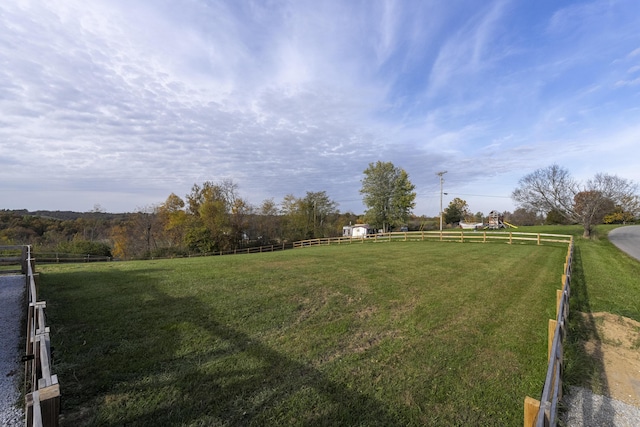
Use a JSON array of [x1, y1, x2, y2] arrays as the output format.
[[487, 211, 518, 229], [459, 211, 518, 230]]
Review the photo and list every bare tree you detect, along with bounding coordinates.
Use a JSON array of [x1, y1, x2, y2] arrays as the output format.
[[512, 165, 639, 237]]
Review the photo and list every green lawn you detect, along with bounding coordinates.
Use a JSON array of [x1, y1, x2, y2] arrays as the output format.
[[38, 240, 569, 426]]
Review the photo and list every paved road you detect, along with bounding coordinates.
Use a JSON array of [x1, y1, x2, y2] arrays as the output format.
[[608, 225, 640, 262]]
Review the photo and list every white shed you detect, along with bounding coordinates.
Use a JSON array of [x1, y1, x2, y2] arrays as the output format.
[[343, 224, 374, 238]]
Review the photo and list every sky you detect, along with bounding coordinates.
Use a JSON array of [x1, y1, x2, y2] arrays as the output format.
[[1, 0, 639, 216]]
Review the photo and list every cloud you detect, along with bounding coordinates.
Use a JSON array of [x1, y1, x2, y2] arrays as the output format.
[[426, 1, 510, 98], [1, 0, 640, 216]]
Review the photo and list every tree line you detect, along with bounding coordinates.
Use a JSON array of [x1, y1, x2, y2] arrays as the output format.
[[1, 163, 637, 259], [0, 161, 417, 259]]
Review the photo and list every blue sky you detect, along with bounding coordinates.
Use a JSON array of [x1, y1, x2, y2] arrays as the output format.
[[1, 0, 639, 216]]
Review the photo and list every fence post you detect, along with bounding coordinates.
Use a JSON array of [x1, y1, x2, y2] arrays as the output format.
[[548, 319, 558, 361], [524, 396, 540, 427], [556, 290, 563, 318]]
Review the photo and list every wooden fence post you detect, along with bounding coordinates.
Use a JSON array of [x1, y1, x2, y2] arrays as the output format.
[[548, 319, 557, 361], [524, 396, 540, 427]]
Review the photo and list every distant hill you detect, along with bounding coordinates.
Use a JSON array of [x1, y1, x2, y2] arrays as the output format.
[[1, 209, 127, 221]]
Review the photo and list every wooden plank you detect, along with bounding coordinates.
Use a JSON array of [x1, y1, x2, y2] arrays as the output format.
[[548, 319, 558, 361], [523, 396, 540, 427], [0, 245, 25, 250], [26, 390, 44, 427]]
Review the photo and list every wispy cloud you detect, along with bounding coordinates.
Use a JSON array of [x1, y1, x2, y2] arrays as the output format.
[[1, 0, 640, 215]]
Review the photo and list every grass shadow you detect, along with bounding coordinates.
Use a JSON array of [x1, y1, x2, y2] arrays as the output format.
[[562, 244, 613, 424], [47, 268, 414, 426]]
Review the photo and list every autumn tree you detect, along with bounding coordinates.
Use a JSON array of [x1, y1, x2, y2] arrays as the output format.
[[360, 161, 416, 232], [603, 205, 636, 224], [110, 207, 160, 259], [512, 165, 639, 237], [156, 193, 188, 252], [184, 180, 251, 253], [572, 190, 615, 234]]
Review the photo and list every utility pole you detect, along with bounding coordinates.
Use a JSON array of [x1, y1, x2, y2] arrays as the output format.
[[437, 171, 447, 232]]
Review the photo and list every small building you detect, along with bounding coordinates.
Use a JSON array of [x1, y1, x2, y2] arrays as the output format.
[[342, 224, 375, 238]]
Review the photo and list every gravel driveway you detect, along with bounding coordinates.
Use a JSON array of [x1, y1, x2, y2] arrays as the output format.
[[0, 274, 25, 427]]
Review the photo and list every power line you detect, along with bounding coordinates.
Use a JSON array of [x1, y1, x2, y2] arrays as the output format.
[[446, 192, 511, 199]]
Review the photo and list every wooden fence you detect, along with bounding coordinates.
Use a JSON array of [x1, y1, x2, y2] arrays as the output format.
[[179, 242, 295, 258], [524, 238, 573, 426], [293, 230, 573, 247], [31, 243, 295, 263], [17, 246, 60, 427], [32, 253, 111, 264], [0, 244, 30, 272], [2, 233, 573, 426]]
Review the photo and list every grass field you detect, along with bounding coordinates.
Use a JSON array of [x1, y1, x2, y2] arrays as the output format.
[[37, 238, 571, 426]]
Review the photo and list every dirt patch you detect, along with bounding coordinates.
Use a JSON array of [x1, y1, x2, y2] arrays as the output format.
[[579, 312, 640, 407]]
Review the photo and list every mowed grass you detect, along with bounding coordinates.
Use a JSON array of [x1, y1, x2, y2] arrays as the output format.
[[523, 224, 640, 393], [38, 241, 568, 426]]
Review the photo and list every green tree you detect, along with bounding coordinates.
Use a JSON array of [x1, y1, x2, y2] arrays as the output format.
[[360, 161, 416, 232], [509, 208, 540, 226], [184, 180, 251, 253], [279, 191, 339, 240], [302, 191, 339, 238], [545, 209, 568, 225], [254, 199, 281, 244], [444, 198, 470, 225], [280, 194, 306, 242]]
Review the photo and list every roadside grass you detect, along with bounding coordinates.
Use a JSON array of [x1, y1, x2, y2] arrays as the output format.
[[38, 241, 567, 426]]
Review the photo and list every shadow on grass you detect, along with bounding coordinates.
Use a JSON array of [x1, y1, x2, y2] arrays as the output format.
[[563, 245, 613, 424], [49, 268, 412, 427]]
